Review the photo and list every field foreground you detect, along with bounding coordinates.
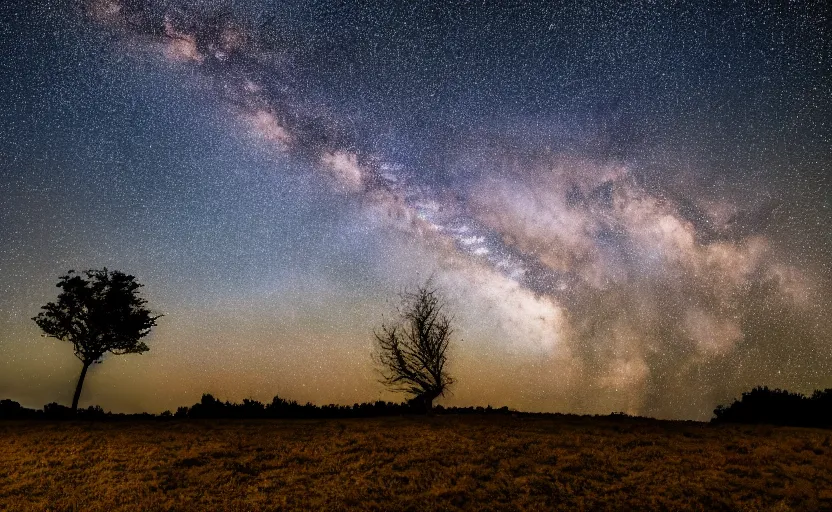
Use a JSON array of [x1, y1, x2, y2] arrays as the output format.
[[1, 415, 831, 511]]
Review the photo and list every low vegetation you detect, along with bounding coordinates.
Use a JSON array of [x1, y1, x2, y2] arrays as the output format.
[[2, 414, 831, 511], [713, 386, 832, 428]]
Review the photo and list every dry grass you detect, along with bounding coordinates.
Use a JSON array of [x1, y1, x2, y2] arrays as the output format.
[[1, 415, 831, 511]]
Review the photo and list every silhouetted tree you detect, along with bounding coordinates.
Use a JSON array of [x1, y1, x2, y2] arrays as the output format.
[[712, 386, 832, 427], [0, 399, 38, 419], [373, 281, 456, 412], [33, 269, 160, 413]]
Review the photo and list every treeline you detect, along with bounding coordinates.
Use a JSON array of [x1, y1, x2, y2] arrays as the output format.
[[5, 386, 832, 426], [0, 394, 513, 421], [713, 386, 832, 428]]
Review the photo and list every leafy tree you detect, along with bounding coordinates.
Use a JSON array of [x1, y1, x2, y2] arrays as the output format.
[[373, 281, 456, 412], [33, 268, 160, 413]]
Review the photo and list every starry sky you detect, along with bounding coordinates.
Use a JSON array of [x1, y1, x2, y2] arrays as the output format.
[[0, 0, 829, 420]]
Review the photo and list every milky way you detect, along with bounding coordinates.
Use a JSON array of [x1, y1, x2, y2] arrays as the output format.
[[0, 0, 829, 419]]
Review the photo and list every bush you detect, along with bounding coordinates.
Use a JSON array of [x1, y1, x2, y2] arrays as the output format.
[[713, 386, 832, 428]]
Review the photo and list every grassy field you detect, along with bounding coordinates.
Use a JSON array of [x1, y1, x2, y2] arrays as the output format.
[[1, 415, 830, 511]]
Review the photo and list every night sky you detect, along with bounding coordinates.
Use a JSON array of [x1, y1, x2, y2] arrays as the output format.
[[0, 0, 829, 420]]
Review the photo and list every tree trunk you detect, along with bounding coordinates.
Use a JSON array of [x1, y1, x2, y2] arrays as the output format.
[[421, 389, 442, 415], [71, 362, 91, 413]]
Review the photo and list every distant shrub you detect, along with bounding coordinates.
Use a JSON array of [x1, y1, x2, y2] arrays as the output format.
[[77, 405, 107, 420], [0, 399, 39, 419], [713, 386, 832, 428], [1, 394, 520, 421], [43, 402, 73, 419]]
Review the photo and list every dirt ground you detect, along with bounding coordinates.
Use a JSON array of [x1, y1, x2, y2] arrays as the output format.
[[1, 415, 830, 511]]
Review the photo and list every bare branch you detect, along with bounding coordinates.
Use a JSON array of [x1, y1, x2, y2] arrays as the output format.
[[372, 281, 455, 411]]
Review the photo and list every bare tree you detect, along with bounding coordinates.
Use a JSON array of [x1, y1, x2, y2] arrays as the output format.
[[373, 281, 455, 412], [33, 269, 161, 413]]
